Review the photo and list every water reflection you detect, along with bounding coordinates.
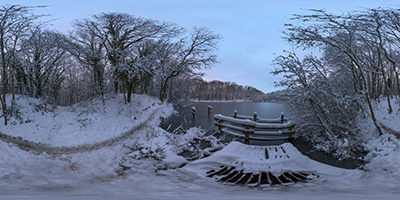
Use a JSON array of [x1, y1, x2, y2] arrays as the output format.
[[163, 102, 286, 132], [162, 102, 364, 168]]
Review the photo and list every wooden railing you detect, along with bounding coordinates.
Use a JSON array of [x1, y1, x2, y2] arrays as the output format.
[[214, 111, 295, 144]]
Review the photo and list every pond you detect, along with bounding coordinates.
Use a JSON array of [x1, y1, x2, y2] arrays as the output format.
[[162, 101, 364, 169], [162, 101, 286, 132]]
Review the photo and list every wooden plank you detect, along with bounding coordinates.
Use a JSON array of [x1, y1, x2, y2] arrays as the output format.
[[253, 130, 286, 136], [214, 114, 256, 126], [223, 130, 290, 140], [235, 114, 289, 123], [216, 122, 252, 133], [214, 114, 294, 129], [258, 118, 284, 123], [255, 122, 295, 129], [214, 113, 295, 141], [235, 114, 255, 120]]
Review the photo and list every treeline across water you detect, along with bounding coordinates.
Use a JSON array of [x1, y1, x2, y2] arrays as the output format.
[[188, 78, 272, 102]]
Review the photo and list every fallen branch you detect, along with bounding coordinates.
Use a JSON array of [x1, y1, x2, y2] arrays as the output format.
[[378, 121, 400, 139], [360, 104, 399, 138]]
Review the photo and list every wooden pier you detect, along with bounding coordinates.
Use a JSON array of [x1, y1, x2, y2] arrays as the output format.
[[214, 111, 295, 144]]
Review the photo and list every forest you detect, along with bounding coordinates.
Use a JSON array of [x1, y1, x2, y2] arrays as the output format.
[[188, 78, 269, 102], [0, 5, 222, 125], [273, 8, 400, 157], [1, 3, 400, 199], [2, 4, 400, 157]]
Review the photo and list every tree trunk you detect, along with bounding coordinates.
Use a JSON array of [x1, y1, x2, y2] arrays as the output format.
[[11, 74, 15, 116], [122, 80, 126, 104], [0, 32, 8, 125], [94, 65, 105, 105], [168, 79, 173, 103], [114, 81, 119, 94], [160, 76, 172, 103], [395, 71, 400, 97], [365, 92, 384, 136], [346, 53, 383, 136], [126, 81, 134, 103], [381, 70, 393, 114]]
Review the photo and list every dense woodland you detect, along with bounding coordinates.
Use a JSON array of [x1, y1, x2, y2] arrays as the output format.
[[188, 78, 269, 102], [273, 8, 400, 156], [0, 5, 223, 125]]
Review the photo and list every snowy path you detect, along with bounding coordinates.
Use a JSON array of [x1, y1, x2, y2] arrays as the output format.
[[0, 107, 163, 156]]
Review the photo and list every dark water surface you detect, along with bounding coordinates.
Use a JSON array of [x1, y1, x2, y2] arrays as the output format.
[[163, 101, 286, 132], [163, 101, 363, 169]]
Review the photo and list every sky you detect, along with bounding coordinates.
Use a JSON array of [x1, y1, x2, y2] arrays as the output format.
[[3, 0, 400, 93]]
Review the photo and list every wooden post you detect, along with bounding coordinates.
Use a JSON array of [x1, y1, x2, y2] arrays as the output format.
[[191, 107, 196, 118], [244, 124, 250, 145], [208, 105, 212, 116], [244, 132, 249, 145], [212, 113, 296, 144], [288, 123, 294, 141]]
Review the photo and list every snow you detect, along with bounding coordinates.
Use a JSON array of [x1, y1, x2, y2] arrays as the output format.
[[0, 94, 172, 147], [374, 99, 400, 132], [187, 141, 348, 176], [0, 94, 399, 199]]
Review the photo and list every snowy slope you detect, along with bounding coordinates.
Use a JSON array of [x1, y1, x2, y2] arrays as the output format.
[[0, 94, 172, 147], [0, 94, 174, 183], [0, 95, 399, 199]]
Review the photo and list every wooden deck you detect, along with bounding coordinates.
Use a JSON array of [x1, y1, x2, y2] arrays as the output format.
[[214, 111, 295, 143]]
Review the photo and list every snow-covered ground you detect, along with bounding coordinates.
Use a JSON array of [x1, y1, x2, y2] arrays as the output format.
[[0, 94, 399, 199], [0, 94, 172, 146]]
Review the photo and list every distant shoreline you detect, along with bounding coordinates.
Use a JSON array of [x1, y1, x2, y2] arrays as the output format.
[[189, 99, 284, 103]]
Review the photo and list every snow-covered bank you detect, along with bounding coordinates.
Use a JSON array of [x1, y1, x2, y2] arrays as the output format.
[[374, 99, 400, 134], [361, 100, 400, 182], [0, 94, 173, 147], [0, 94, 224, 199], [0, 94, 399, 199], [0, 94, 178, 184]]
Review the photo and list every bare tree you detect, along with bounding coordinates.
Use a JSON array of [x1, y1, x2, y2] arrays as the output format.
[[379, 8, 400, 97], [68, 20, 108, 104], [272, 51, 361, 156], [76, 13, 182, 103], [284, 9, 384, 135], [157, 27, 221, 102], [116, 39, 160, 103], [273, 8, 400, 155], [0, 5, 40, 125], [21, 29, 66, 99]]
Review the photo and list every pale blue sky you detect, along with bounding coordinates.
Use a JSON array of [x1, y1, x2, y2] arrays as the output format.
[[4, 0, 400, 92]]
